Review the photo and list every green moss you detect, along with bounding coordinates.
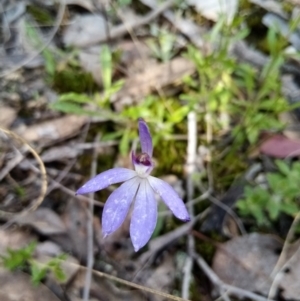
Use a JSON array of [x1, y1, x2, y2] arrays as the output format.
[[282, 2, 294, 14], [196, 240, 215, 264], [27, 5, 54, 25], [153, 139, 186, 176], [211, 147, 247, 192], [51, 66, 98, 94]]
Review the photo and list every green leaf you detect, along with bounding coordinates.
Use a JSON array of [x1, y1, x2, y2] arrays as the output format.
[[100, 45, 112, 91], [43, 49, 56, 77], [1, 241, 36, 271], [49, 102, 99, 116], [267, 173, 283, 192], [58, 93, 91, 103], [52, 265, 66, 282], [275, 160, 290, 176], [281, 202, 299, 216], [267, 27, 278, 55], [31, 262, 47, 286], [119, 127, 131, 156], [168, 106, 190, 124], [267, 195, 281, 220], [237, 187, 271, 225]]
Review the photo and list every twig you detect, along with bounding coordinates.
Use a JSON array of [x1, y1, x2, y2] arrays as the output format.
[[48, 178, 104, 207], [83, 134, 100, 300], [215, 292, 231, 301], [109, 0, 150, 72], [0, 127, 47, 219], [92, 264, 189, 301], [267, 211, 300, 299], [186, 112, 197, 216], [75, 141, 119, 150], [0, 150, 24, 181], [52, 257, 191, 301], [268, 239, 300, 300], [207, 195, 246, 235], [181, 256, 193, 299], [192, 252, 274, 301], [181, 112, 197, 299], [139, 0, 205, 48], [192, 230, 274, 285], [46, 123, 91, 195], [80, 0, 176, 47], [54, 250, 273, 301]]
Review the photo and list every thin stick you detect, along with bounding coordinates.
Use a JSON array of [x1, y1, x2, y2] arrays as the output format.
[[267, 211, 300, 299], [0, 127, 47, 219], [181, 112, 197, 299], [46, 122, 91, 195], [52, 258, 191, 301], [79, 0, 176, 47], [93, 266, 191, 301], [48, 177, 104, 207], [192, 252, 273, 301], [83, 134, 99, 300], [208, 195, 246, 235]]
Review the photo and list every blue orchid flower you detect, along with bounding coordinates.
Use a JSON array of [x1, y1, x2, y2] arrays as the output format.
[[76, 118, 190, 251]]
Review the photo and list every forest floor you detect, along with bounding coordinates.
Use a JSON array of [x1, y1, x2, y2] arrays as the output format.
[[1, 0, 300, 300]]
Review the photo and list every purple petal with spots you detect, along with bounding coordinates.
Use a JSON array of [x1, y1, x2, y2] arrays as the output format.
[[148, 176, 190, 222], [102, 177, 140, 236], [76, 168, 137, 195], [130, 179, 157, 251], [138, 118, 153, 157]]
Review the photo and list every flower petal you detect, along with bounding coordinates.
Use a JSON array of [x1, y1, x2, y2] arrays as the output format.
[[130, 179, 157, 251], [147, 176, 190, 221], [138, 118, 153, 157], [102, 177, 140, 236], [76, 168, 137, 195]]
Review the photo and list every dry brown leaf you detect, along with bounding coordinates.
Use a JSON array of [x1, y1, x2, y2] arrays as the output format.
[[18, 115, 88, 144], [41, 145, 81, 162], [78, 46, 103, 85], [95, 208, 134, 260], [36, 241, 62, 256], [78, 40, 152, 87], [57, 199, 89, 261], [118, 40, 154, 75], [260, 134, 300, 158], [111, 57, 195, 111], [63, 14, 110, 47], [0, 228, 36, 256], [0, 106, 17, 128], [212, 233, 282, 296], [0, 267, 61, 301], [144, 255, 175, 301], [12, 208, 67, 235]]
